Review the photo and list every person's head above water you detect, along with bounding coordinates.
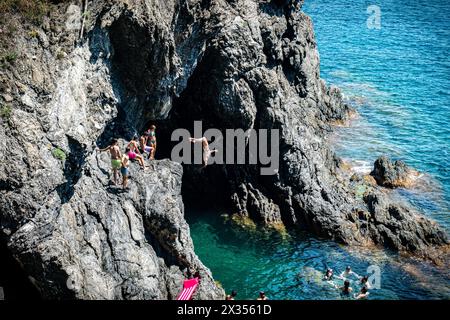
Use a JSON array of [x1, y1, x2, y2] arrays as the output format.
[[149, 124, 156, 131], [111, 138, 118, 145], [259, 291, 265, 297], [344, 280, 350, 288], [361, 287, 368, 294], [361, 275, 368, 283], [231, 290, 237, 297], [346, 266, 351, 272], [132, 135, 138, 141]]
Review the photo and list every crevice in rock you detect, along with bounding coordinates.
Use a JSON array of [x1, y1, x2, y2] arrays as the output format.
[[0, 179, 20, 192], [143, 228, 186, 270], [56, 136, 87, 204], [85, 208, 117, 274]]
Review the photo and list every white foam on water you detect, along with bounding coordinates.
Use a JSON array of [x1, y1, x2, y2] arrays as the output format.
[[348, 159, 372, 175]]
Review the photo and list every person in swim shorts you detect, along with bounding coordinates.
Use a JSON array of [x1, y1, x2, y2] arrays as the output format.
[[121, 150, 130, 189], [98, 138, 122, 185]]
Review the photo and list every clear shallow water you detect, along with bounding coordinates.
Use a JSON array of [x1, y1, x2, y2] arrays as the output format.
[[188, 210, 450, 300], [188, 0, 450, 300]]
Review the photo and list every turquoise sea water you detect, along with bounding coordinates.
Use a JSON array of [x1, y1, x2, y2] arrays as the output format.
[[188, 0, 450, 300]]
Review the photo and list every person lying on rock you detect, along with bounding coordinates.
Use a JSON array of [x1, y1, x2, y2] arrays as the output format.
[[98, 138, 122, 185], [126, 135, 146, 170], [121, 150, 130, 190], [145, 125, 157, 160], [189, 136, 218, 168]]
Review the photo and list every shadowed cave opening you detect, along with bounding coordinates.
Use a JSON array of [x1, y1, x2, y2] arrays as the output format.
[[143, 50, 280, 222], [105, 12, 236, 212], [0, 239, 41, 300]]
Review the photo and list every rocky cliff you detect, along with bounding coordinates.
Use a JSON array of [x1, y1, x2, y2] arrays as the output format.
[[0, 0, 448, 299]]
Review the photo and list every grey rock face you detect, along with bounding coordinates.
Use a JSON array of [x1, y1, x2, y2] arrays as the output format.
[[0, 0, 448, 299], [361, 189, 449, 263], [0, 0, 223, 299], [11, 155, 222, 299]]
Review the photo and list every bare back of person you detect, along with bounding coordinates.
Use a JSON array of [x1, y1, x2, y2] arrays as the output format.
[[128, 141, 138, 153], [110, 145, 121, 159]]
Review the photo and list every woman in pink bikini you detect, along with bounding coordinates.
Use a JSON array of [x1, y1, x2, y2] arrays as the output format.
[[126, 135, 146, 169]]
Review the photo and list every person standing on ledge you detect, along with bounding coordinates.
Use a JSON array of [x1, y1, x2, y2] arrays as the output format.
[[121, 149, 130, 190], [145, 125, 157, 160], [98, 138, 122, 186]]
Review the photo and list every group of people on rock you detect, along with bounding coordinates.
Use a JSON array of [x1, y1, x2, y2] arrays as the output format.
[[97, 124, 221, 189], [323, 266, 371, 299], [97, 125, 158, 189]]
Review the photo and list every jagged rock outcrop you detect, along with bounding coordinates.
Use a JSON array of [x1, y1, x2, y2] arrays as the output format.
[[362, 190, 447, 254], [5, 154, 221, 299], [371, 155, 419, 188], [0, 0, 448, 299]]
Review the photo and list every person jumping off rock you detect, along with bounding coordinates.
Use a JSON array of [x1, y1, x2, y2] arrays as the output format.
[[189, 137, 218, 168], [98, 138, 122, 185]]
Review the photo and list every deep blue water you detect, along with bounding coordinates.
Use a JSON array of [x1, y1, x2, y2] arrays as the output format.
[[310, 0, 450, 230], [188, 0, 450, 300]]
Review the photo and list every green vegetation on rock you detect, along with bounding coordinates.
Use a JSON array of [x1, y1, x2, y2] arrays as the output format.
[[0, 104, 12, 120], [52, 147, 66, 161], [0, 51, 18, 67]]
